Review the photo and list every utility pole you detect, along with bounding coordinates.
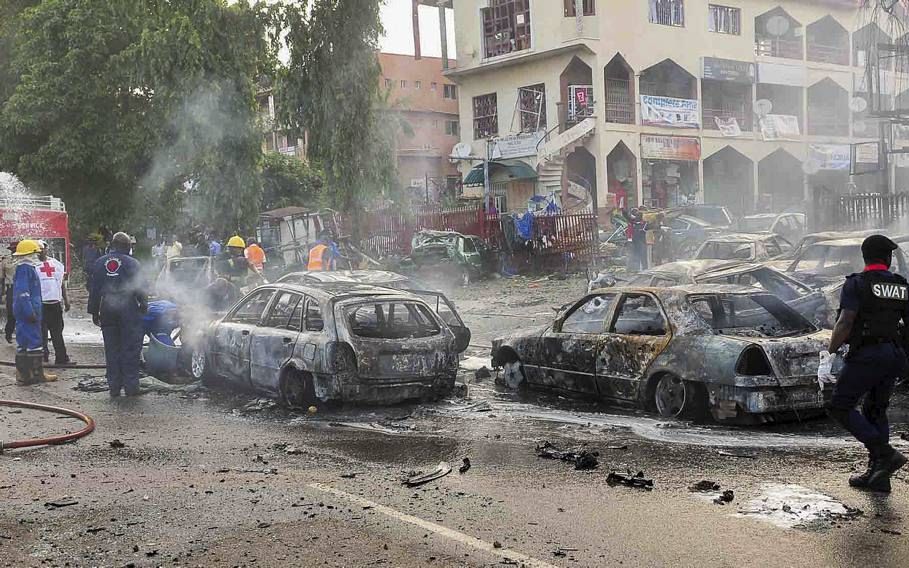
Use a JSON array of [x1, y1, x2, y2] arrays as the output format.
[[412, 0, 422, 60]]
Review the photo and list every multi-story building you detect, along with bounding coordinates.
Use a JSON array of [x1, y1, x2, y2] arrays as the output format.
[[379, 52, 462, 203], [447, 0, 907, 216], [256, 88, 307, 160]]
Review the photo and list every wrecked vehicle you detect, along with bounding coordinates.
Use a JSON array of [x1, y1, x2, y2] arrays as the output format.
[[737, 212, 806, 243], [784, 236, 909, 286], [626, 260, 828, 326], [405, 230, 495, 285], [276, 269, 470, 344], [191, 283, 465, 406], [155, 256, 216, 299], [695, 233, 792, 262], [491, 285, 832, 423]]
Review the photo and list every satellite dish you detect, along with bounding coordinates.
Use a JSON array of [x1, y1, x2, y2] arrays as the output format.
[[452, 142, 472, 159], [850, 96, 869, 113], [802, 160, 821, 175], [854, 120, 868, 134], [765, 15, 791, 37], [755, 99, 773, 117]]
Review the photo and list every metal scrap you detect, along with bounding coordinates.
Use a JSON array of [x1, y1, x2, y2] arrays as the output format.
[[535, 441, 599, 470], [606, 471, 653, 490], [402, 461, 452, 487]]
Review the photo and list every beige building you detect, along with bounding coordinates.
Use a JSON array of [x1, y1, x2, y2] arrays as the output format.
[[447, 0, 908, 216]]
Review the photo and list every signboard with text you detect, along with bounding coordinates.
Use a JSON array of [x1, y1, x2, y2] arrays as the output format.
[[808, 144, 850, 171], [702, 57, 755, 83], [491, 131, 545, 160], [641, 95, 700, 128], [641, 135, 701, 161]]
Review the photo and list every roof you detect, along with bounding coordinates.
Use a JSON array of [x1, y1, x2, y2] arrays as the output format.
[[464, 160, 538, 186], [645, 259, 754, 279], [260, 206, 314, 220], [254, 282, 418, 303], [593, 284, 779, 297], [280, 270, 411, 286], [703, 232, 776, 243]]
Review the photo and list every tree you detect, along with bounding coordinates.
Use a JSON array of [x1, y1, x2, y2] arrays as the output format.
[[277, 0, 397, 228], [0, 0, 276, 235], [261, 152, 325, 211]]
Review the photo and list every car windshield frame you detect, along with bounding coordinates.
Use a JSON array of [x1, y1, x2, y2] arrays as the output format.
[[686, 292, 816, 338], [344, 299, 442, 340]]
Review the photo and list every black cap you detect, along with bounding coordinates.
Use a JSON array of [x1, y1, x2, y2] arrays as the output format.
[[861, 234, 898, 262]]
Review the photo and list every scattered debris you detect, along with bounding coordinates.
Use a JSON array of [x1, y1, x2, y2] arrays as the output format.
[[690, 480, 720, 492], [737, 484, 863, 529], [340, 472, 362, 479], [881, 529, 902, 536], [44, 499, 79, 510], [74, 375, 204, 395], [330, 421, 415, 436], [552, 547, 578, 558], [717, 450, 757, 459], [474, 366, 492, 380], [493, 541, 503, 549], [606, 471, 653, 491], [535, 441, 599, 470], [459, 458, 471, 474], [236, 398, 278, 414], [714, 490, 735, 505], [108, 439, 126, 449], [403, 462, 452, 487]]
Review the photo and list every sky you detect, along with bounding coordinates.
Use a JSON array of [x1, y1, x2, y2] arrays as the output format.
[[379, 0, 456, 59]]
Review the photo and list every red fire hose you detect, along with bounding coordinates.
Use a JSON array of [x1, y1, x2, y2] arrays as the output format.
[[0, 400, 95, 451]]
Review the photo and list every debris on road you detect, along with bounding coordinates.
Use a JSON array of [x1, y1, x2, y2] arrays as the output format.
[[403, 462, 452, 487], [329, 421, 415, 436], [459, 457, 471, 474], [108, 439, 126, 449], [535, 440, 599, 470], [715, 490, 735, 505], [606, 471, 653, 491], [717, 450, 757, 459], [74, 375, 204, 396], [44, 499, 79, 510], [737, 484, 863, 529], [235, 398, 278, 414], [689, 480, 720, 492]]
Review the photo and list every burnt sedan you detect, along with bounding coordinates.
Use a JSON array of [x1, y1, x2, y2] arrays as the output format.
[[491, 285, 832, 423], [192, 283, 462, 406]]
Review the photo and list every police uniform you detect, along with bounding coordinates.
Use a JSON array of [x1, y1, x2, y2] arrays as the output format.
[[831, 268, 909, 457], [88, 245, 147, 396]]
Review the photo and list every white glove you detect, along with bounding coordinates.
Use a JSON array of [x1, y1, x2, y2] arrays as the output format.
[[817, 350, 837, 389]]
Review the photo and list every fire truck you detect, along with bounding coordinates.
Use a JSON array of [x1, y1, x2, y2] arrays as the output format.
[[0, 195, 71, 272]]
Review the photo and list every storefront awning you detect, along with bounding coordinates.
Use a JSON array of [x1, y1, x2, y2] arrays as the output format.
[[463, 160, 538, 186]]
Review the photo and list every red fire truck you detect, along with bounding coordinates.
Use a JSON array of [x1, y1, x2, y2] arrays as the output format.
[[0, 195, 71, 272]]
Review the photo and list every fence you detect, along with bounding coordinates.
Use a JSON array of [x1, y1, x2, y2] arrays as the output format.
[[814, 190, 909, 231]]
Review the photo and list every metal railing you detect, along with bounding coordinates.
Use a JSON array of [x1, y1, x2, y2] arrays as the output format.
[[605, 78, 634, 124]]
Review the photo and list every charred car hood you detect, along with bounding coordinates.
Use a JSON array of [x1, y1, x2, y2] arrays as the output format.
[[492, 324, 551, 346]]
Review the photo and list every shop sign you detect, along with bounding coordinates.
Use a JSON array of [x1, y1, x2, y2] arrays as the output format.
[[641, 134, 701, 161], [808, 144, 850, 171], [756, 62, 805, 87], [641, 95, 700, 128], [760, 114, 801, 140], [855, 142, 880, 165], [491, 131, 545, 159], [702, 57, 755, 84]]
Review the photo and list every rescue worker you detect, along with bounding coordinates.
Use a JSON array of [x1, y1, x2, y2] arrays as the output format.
[[215, 236, 254, 285], [244, 238, 266, 272], [36, 241, 73, 365], [307, 238, 332, 271], [827, 234, 909, 492], [88, 232, 148, 397], [11, 239, 56, 384], [2, 242, 18, 343], [142, 299, 179, 346]]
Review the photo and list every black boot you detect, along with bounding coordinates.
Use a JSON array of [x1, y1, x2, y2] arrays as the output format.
[[849, 454, 877, 488], [866, 446, 907, 493], [15, 352, 35, 385]]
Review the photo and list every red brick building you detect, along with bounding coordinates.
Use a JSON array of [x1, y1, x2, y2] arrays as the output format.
[[378, 53, 461, 204]]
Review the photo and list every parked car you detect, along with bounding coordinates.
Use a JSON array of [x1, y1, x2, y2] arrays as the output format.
[[491, 285, 832, 423], [670, 204, 734, 229], [666, 215, 722, 259], [277, 269, 470, 345], [405, 230, 496, 285], [155, 256, 216, 301], [695, 233, 792, 262], [191, 283, 465, 406], [772, 229, 879, 262], [738, 212, 807, 243], [784, 236, 909, 286], [626, 260, 828, 325]]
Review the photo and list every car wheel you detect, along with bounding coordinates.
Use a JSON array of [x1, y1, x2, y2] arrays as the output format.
[[653, 374, 705, 419], [460, 268, 471, 287], [191, 349, 215, 384], [280, 370, 316, 410], [502, 361, 526, 390]]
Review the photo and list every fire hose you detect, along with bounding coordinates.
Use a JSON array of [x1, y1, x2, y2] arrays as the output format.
[[0, 400, 95, 452]]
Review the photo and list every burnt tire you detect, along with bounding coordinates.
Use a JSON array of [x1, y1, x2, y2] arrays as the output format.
[[502, 361, 526, 390], [653, 374, 707, 420], [460, 268, 471, 287], [280, 369, 316, 410], [191, 349, 217, 385]]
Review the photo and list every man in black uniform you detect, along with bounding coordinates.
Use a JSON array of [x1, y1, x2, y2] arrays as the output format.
[[827, 234, 909, 492]]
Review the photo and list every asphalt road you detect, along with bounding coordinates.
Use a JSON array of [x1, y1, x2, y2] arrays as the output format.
[[3, 275, 909, 567]]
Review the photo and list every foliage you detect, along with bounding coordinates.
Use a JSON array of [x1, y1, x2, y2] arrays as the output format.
[[277, 0, 397, 226], [261, 152, 325, 211]]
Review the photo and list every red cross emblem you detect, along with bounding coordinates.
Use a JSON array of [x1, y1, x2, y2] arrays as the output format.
[[39, 262, 56, 277], [105, 258, 122, 275]]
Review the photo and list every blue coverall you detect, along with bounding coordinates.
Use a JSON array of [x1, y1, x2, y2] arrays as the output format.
[[142, 300, 178, 346], [12, 262, 42, 352], [88, 252, 147, 396]]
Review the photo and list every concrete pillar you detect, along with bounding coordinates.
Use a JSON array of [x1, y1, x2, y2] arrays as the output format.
[[697, 155, 705, 205], [752, 157, 760, 209]]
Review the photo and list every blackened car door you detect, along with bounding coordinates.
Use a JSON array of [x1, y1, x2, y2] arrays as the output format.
[[211, 289, 275, 387], [249, 292, 304, 395]]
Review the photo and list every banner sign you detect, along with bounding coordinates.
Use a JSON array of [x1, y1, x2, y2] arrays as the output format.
[[808, 144, 850, 171], [702, 57, 755, 84], [714, 117, 743, 137], [491, 131, 544, 159], [641, 95, 700, 128], [756, 62, 805, 87], [641, 135, 701, 161], [759, 114, 801, 140]]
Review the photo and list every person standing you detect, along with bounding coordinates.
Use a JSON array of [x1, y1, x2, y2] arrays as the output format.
[[165, 235, 183, 260], [11, 240, 56, 384], [36, 241, 73, 366], [3, 242, 18, 343], [82, 234, 104, 291], [826, 235, 908, 492], [88, 232, 147, 397], [244, 238, 266, 272]]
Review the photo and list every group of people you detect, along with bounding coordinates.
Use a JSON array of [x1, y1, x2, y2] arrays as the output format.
[[623, 208, 670, 271], [150, 234, 268, 273], [3, 239, 73, 385]]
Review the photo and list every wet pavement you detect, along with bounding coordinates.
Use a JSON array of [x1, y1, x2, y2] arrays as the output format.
[[3, 275, 909, 566]]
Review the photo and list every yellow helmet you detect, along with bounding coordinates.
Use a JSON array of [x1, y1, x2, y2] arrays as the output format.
[[227, 236, 246, 248], [12, 239, 41, 256]]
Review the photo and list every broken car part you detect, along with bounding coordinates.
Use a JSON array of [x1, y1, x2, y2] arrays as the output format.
[[535, 441, 599, 470], [403, 462, 452, 487], [606, 471, 654, 491]]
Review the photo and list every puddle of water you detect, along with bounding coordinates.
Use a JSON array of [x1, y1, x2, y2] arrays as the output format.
[[460, 355, 491, 371], [736, 483, 861, 529]]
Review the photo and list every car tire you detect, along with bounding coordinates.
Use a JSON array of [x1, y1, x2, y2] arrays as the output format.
[[502, 361, 526, 390], [280, 369, 316, 410], [190, 349, 216, 385], [653, 374, 706, 420]]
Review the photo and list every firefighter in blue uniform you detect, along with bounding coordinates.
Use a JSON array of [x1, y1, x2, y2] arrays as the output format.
[[827, 234, 909, 492], [88, 232, 147, 397], [11, 239, 56, 384]]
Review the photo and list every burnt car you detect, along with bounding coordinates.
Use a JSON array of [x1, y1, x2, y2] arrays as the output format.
[[405, 230, 496, 285], [155, 256, 216, 298], [784, 236, 909, 286], [626, 260, 827, 326], [695, 233, 792, 262], [276, 269, 470, 347], [737, 212, 806, 243], [191, 283, 464, 406], [491, 285, 832, 423]]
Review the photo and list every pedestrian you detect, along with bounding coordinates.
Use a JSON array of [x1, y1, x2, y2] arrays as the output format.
[[11, 240, 56, 385], [36, 241, 73, 366], [244, 238, 266, 272], [151, 238, 166, 271], [88, 232, 148, 397], [630, 210, 648, 271], [826, 234, 908, 492], [82, 234, 104, 291], [2, 242, 18, 343], [165, 235, 183, 260]]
